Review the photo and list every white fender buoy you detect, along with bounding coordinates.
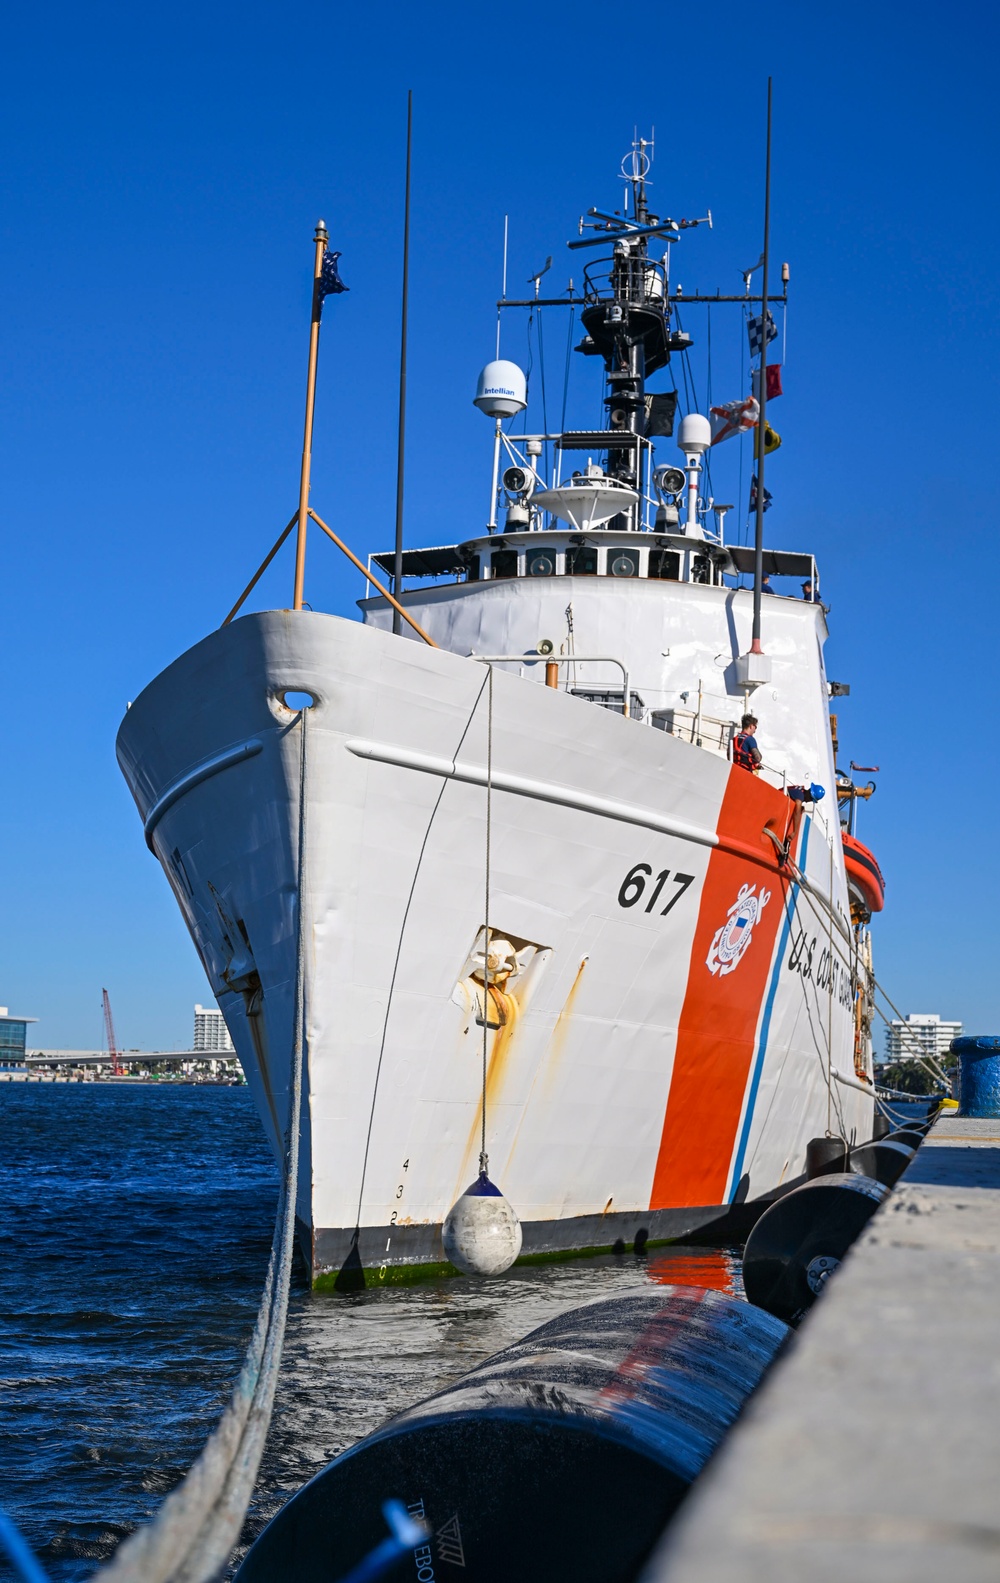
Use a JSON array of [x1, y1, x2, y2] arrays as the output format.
[[442, 1171, 522, 1277]]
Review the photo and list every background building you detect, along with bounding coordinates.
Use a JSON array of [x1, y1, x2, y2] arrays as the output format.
[[0, 1006, 37, 1067], [193, 1004, 235, 1054], [885, 1013, 962, 1063]]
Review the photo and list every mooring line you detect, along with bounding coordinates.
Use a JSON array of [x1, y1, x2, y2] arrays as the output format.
[[479, 666, 493, 1177], [788, 867, 944, 1093], [775, 873, 850, 1140], [352, 668, 491, 1236], [89, 707, 310, 1583]]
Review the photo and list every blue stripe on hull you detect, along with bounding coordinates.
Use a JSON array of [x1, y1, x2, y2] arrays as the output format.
[[727, 816, 812, 1200]]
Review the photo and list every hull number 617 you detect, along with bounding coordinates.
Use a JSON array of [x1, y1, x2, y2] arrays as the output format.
[[618, 864, 695, 915]]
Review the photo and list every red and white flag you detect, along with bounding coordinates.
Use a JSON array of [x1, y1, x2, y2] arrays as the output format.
[[752, 364, 784, 402], [710, 396, 759, 445]]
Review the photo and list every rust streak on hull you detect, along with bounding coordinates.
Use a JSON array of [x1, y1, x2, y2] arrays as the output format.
[[452, 993, 521, 1198]]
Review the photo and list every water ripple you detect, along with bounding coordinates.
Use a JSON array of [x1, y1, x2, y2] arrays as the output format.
[[0, 1084, 741, 1580]]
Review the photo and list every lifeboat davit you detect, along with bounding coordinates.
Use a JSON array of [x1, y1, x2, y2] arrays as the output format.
[[842, 832, 885, 914]]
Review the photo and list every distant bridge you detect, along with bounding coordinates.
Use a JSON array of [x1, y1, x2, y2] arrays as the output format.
[[25, 1049, 238, 1066]]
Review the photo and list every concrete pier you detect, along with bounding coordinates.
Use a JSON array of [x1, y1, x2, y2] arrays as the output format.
[[643, 1115, 1000, 1583]]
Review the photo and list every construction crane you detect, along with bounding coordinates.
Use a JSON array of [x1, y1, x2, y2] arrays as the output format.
[[102, 988, 125, 1077]]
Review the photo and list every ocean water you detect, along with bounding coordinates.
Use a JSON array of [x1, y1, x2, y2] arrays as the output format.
[[0, 1084, 741, 1579]]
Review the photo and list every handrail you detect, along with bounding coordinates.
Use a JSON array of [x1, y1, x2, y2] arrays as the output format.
[[470, 654, 631, 718]]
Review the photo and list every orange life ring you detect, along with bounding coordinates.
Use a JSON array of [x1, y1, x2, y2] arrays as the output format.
[[842, 831, 885, 914]]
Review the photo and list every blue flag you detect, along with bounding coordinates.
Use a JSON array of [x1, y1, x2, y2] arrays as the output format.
[[317, 248, 349, 311], [749, 474, 772, 513]]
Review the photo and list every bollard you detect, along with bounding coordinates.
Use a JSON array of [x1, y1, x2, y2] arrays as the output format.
[[953, 1035, 1000, 1118]]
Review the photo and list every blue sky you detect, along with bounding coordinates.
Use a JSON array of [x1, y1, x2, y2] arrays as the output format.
[[1, 1, 997, 1049]]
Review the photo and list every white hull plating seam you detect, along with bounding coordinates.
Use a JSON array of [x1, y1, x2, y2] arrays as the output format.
[[117, 609, 872, 1278]]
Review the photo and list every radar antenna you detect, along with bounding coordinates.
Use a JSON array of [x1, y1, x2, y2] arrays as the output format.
[[621, 131, 653, 223]]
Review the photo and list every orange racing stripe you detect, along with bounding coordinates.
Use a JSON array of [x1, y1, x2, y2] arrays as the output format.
[[649, 769, 793, 1209]]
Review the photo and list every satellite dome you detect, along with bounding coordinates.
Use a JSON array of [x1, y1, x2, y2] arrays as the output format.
[[474, 360, 527, 419], [678, 413, 712, 455]]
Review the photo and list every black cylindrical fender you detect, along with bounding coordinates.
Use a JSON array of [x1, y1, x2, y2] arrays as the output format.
[[849, 1138, 916, 1187], [235, 1290, 789, 1583], [742, 1172, 889, 1324]]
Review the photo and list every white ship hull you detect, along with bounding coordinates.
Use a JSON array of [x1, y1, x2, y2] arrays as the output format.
[[117, 604, 872, 1286]]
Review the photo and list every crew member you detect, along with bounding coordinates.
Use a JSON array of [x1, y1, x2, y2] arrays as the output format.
[[761, 573, 775, 595], [733, 714, 762, 774], [801, 579, 816, 602]]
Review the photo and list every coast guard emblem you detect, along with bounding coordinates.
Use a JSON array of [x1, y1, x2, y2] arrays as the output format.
[[706, 882, 771, 977]]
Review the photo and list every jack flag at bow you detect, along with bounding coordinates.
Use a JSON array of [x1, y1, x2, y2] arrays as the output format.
[[316, 248, 349, 314], [749, 474, 772, 513], [747, 309, 777, 360]]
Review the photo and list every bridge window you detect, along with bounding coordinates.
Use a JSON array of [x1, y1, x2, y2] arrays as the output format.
[[566, 544, 598, 575], [608, 549, 640, 578], [465, 555, 481, 582], [692, 554, 712, 585], [527, 548, 556, 577], [649, 549, 680, 581], [491, 549, 518, 580]]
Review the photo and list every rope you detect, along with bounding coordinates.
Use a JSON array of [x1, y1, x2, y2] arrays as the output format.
[[673, 306, 696, 416], [92, 707, 310, 1583], [827, 837, 834, 1133], [875, 1093, 941, 1126], [536, 310, 549, 484], [739, 306, 749, 551], [706, 303, 712, 411], [354, 669, 491, 1229], [524, 309, 534, 433], [561, 308, 575, 432], [769, 833, 849, 1139], [480, 667, 493, 1176], [773, 841, 949, 1111], [780, 850, 935, 1063]]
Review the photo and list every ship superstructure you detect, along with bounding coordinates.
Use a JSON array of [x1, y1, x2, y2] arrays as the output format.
[[117, 139, 881, 1285]]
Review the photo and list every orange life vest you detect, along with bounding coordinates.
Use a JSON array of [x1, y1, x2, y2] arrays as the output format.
[[733, 731, 759, 772]]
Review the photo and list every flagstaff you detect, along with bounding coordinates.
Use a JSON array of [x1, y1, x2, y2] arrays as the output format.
[[293, 219, 330, 612], [392, 91, 413, 636]]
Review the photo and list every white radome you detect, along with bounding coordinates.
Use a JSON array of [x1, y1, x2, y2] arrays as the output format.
[[473, 360, 528, 419], [677, 411, 712, 455]]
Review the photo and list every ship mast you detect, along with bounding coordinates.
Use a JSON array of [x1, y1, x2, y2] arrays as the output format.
[[750, 80, 773, 657], [570, 134, 705, 522]]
